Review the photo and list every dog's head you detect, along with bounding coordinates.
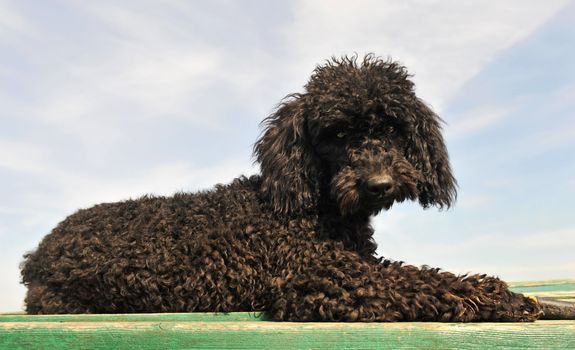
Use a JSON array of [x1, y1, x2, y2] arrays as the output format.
[[255, 55, 456, 217]]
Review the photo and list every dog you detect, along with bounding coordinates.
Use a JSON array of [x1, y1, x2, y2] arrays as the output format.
[[21, 55, 544, 321]]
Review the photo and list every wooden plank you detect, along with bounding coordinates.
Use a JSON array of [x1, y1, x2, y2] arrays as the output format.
[[510, 282, 575, 294], [510, 280, 575, 302], [1, 280, 573, 349], [1, 320, 574, 350], [508, 279, 575, 288], [0, 312, 265, 323]]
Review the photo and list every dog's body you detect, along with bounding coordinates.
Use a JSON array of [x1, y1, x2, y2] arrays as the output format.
[[22, 56, 542, 321]]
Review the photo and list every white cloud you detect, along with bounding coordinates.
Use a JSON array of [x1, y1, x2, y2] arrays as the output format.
[[479, 261, 575, 282], [38, 49, 224, 122], [0, 260, 27, 312], [465, 84, 575, 161], [286, 0, 569, 110], [372, 204, 423, 258], [408, 228, 575, 280], [3, 2, 290, 146], [79, 2, 180, 44], [532, 126, 575, 155], [0, 140, 58, 175], [113, 52, 221, 111], [59, 158, 257, 209], [430, 228, 575, 253], [0, 1, 32, 38], [2, 154, 255, 213], [456, 193, 496, 210], [373, 203, 575, 281], [76, 1, 285, 113], [447, 105, 516, 138]]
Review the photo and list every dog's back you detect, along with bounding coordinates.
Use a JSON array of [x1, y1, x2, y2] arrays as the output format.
[[21, 176, 278, 314]]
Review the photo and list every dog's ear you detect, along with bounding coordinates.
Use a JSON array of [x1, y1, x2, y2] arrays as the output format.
[[408, 99, 457, 208], [254, 95, 319, 215]]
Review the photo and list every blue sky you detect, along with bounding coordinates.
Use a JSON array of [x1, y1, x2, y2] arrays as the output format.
[[0, 0, 573, 312]]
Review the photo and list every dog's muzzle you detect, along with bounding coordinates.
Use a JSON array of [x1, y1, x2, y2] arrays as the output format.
[[331, 147, 421, 216]]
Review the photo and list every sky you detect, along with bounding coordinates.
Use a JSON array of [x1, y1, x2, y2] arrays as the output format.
[[0, 0, 573, 312]]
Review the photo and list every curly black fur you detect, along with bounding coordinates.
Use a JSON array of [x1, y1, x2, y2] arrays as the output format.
[[21, 55, 542, 321]]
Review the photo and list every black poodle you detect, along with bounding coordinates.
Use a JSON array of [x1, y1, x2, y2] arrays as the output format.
[[21, 55, 545, 321]]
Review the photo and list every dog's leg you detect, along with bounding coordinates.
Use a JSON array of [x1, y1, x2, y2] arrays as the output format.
[[23, 283, 94, 314], [267, 246, 542, 322], [537, 298, 575, 320]]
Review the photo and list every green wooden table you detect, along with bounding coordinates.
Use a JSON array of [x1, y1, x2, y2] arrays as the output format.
[[1, 280, 574, 349]]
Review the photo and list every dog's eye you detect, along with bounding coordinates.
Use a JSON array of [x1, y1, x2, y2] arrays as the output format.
[[336, 132, 347, 139], [386, 126, 396, 135]]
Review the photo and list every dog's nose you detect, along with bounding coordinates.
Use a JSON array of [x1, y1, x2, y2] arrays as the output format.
[[367, 175, 394, 196]]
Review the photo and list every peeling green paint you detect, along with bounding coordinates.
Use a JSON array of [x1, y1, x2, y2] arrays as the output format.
[[1, 280, 573, 349]]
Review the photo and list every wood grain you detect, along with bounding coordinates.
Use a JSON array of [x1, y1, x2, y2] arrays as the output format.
[[1, 280, 573, 349]]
